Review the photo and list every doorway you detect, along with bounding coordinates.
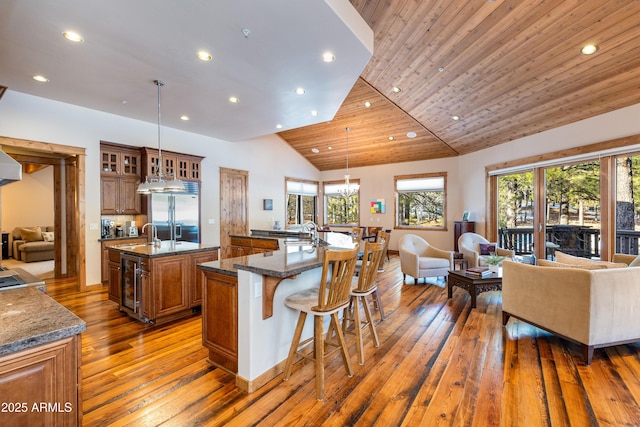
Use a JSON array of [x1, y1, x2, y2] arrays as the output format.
[[219, 167, 248, 259], [0, 137, 85, 288]]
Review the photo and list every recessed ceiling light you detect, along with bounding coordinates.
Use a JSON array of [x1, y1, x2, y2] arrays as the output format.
[[451, 115, 460, 121], [229, 96, 239, 103], [438, 67, 444, 72], [364, 101, 371, 108], [121, 100, 128, 105], [311, 148, 319, 153], [392, 86, 401, 93], [197, 51, 212, 61], [295, 87, 305, 95], [33, 75, 49, 83], [180, 115, 190, 121], [407, 132, 417, 138], [322, 52, 335, 62], [328, 146, 333, 150], [276, 124, 283, 129], [388, 136, 394, 141], [311, 110, 319, 116], [63, 31, 83, 42], [242, 28, 251, 38], [581, 44, 598, 55]]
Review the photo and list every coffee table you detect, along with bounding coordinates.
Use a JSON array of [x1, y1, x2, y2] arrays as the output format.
[[447, 269, 502, 309]]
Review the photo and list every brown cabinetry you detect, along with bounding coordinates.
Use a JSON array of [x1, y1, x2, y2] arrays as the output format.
[[101, 237, 146, 288], [0, 335, 81, 426], [454, 221, 475, 252], [100, 142, 142, 214], [202, 270, 238, 373], [141, 147, 203, 182], [107, 248, 218, 324], [229, 236, 279, 257]]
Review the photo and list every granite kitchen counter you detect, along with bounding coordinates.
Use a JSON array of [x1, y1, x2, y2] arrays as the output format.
[[0, 286, 86, 356], [110, 240, 219, 258]]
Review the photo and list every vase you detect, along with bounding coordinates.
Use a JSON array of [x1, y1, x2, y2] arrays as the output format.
[[488, 264, 499, 273]]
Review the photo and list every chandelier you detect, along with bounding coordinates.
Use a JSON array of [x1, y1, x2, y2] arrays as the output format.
[[137, 80, 185, 194], [338, 127, 359, 198]]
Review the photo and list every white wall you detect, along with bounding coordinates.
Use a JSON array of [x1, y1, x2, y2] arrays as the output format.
[[1, 166, 55, 256], [0, 91, 320, 285], [3, 89, 640, 283], [321, 103, 640, 252], [321, 157, 459, 251]]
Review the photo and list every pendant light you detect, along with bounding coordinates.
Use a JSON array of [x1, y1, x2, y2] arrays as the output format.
[[338, 127, 359, 198], [137, 80, 185, 194]]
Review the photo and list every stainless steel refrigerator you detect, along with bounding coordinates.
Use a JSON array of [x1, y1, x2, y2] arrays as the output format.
[[150, 181, 200, 242]]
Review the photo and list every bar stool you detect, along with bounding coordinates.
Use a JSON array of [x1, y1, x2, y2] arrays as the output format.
[[282, 247, 359, 401], [345, 240, 385, 365]]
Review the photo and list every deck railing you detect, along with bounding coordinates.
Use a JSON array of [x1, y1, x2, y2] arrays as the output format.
[[498, 227, 640, 258]]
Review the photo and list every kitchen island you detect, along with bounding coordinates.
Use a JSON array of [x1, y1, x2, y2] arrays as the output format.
[[108, 241, 219, 324], [199, 236, 348, 393], [0, 286, 86, 426]]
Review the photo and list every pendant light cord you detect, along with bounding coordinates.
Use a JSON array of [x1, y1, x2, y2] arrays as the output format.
[[154, 79, 164, 176]]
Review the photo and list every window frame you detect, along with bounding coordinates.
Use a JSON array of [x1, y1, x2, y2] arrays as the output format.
[[394, 172, 447, 230], [323, 178, 360, 226], [285, 177, 318, 228]]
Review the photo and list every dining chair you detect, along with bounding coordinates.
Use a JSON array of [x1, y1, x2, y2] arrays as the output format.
[[282, 247, 359, 401], [343, 240, 385, 365]]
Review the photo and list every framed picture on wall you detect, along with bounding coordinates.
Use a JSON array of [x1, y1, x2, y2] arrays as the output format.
[[263, 199, 273, 211], [462, 211, 470, 221]]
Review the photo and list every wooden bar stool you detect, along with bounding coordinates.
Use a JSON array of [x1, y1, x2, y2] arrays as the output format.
[[345, 240, 385, 365], [282, 247, 359, 401]]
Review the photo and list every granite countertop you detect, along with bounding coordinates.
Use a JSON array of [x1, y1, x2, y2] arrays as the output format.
[[99, 235, 146, 242], [109, 241, 220, 258], [0, 287, 86, 356], [198, 243, 329, 278]]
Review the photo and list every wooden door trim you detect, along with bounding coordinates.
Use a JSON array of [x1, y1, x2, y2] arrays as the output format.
[[0, 136, 85, 289]]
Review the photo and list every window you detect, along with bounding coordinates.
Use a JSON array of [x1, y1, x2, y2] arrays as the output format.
[[324, 180, 359, 225], [286, 178, 318, 227], [395, 173, 446, 229]]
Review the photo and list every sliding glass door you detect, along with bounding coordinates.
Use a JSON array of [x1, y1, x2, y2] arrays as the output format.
[[544, 160, 600, 259], [615, 155, 640, 255]]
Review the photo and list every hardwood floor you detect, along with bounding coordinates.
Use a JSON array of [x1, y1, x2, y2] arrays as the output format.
[[45, 256, 640, 426]]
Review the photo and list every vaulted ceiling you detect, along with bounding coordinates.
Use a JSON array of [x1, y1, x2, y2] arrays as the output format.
[[280, 0, 640, 170]]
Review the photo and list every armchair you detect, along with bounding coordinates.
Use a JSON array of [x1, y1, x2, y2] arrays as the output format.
[[458, 232, 514, 268], [398, 234, 453, 284]]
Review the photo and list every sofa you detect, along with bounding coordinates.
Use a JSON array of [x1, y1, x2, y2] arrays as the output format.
[[11, 226, 55, 262], [502, 258, 640, 365]]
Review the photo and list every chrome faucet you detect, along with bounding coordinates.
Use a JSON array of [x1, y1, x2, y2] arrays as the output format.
[[142, 223, 161, 247], [302, 221, 319, 244]]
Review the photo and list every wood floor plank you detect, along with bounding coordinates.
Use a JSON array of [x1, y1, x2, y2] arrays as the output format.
[[31, 255, 640, 426]]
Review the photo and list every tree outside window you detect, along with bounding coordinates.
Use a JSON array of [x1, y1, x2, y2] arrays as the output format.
[[324, 180, 359, 225], [395, 173, 446, 229], [286, 178, 318, 226]]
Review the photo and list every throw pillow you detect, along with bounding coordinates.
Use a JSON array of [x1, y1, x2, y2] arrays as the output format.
[[42, 231, 54, 242], [479, 243, 496, 255], [19, 226, 43, 242]]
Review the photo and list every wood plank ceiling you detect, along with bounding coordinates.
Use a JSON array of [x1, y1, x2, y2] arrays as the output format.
[[278, 0, 640, 171]]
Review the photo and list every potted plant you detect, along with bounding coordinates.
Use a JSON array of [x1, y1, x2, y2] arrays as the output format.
[[482, 252, 506, 272]]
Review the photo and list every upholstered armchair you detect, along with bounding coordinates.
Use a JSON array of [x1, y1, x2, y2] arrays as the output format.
[[398, 234, 453, 283], [458, 232, 515, 268]]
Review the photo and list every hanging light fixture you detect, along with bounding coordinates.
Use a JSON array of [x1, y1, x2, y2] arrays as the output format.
[[338, 127, 359, 198], [137, 80, 186, 194]]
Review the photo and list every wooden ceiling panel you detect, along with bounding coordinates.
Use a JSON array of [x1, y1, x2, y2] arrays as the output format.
[[276, 0, 640, 170]]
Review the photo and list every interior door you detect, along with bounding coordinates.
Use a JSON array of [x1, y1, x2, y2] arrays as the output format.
[[220, 167, 248, 259]]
